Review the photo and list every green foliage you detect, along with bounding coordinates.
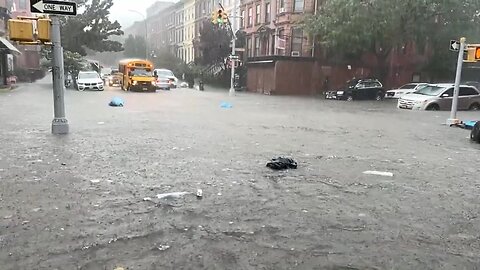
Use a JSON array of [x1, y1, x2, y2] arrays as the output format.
[[151, 47, 189, 76], [301, 0, 480, 78], [195, 20, 231, 65], [123, 35, 147, 59], [61, 0, 123, 56], [63, 50, 89, 76], [41, 48, 93, 77]]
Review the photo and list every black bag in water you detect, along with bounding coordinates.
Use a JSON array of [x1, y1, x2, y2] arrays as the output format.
[[266, 157, 298, 170]]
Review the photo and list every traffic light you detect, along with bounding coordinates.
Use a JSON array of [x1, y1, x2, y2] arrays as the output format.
[[475, 47, 480, 61], [37, 18, 51, 43], [466, 46, 480, 62], [211, 11, 217, 24], [221, 10, 228, 23], [8, 19, 35, 42], [216, 9, 224, 24]]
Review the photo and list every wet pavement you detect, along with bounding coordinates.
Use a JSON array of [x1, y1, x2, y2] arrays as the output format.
[[1, 77, 480, 269]]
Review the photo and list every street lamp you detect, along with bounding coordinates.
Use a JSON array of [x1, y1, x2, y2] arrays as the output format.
[[128, 9, 148, 60]]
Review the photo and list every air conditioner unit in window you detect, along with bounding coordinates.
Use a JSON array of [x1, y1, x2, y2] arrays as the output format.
[[279, 7, 285, 13], [291, 51, 300, 57]]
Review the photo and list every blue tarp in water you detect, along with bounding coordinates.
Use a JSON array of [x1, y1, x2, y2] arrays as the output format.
[[220, 102, 233, 109], [109, 97, 124, 107], [464, 120, 477, 130]]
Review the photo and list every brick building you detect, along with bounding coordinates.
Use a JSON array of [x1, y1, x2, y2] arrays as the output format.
[[239, 0, 429, 95]]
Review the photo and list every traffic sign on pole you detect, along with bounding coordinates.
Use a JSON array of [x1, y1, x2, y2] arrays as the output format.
[[447, 37, 466, 126], [31, 0, 77, 16], [450, 40, 460, 52]]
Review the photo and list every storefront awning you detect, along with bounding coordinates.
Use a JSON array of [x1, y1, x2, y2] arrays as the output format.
[[0, 37, 21, 55]]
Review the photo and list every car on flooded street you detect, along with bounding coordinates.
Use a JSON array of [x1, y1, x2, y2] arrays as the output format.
[[325, 78, 385, 101], [153, 69, 178, 90], [385, 83, 428, 99], [397, 83, 480, 111], [76, 71, 104, 91]]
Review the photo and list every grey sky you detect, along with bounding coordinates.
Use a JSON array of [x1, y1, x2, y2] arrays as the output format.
[[109, 0, 151, 28]]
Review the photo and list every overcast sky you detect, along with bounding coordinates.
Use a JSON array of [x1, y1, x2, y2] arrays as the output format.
[[108, 0, 173, 28]]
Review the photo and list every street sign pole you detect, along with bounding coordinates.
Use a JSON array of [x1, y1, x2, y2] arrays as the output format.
[[447, 37, 466, 126], [229, 0, 237, 96], [50, 15, 69, 134]]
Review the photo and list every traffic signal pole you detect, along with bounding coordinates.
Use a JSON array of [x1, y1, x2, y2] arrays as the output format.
[[229, 0, 237, 96], [447, 37, 466, 126], [50, 16, 69, 134]]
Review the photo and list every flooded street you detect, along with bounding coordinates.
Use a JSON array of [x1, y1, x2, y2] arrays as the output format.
[[1, 80, 480, 269]]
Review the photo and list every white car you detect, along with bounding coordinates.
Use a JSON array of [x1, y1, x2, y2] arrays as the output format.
[[76, 71, 104, 91], [398, 84, 480, 111], [385, 83, 428, 99], [153, 69, 178, 89]]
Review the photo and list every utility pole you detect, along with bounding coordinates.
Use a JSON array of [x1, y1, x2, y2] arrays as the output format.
[[447, 37, 466, 126], [50, 16, 69, 134], [229, 0, 238, 96]]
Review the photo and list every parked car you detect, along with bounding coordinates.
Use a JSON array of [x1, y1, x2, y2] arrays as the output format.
[[464, 81, 480, 90], [385, 83, 428, 99], [100, 67, 112, 82], [325, 78, 385, 101], [153, 69, 178, 90], [76, 71, 104, 91], [107, 72, 122, 87], [397, 83, 480, 111]]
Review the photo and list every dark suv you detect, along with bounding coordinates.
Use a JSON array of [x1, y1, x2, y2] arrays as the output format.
[[326, 79, 385, 101]]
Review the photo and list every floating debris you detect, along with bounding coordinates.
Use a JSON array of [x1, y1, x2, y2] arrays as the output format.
[[362, 171, 394, 177]]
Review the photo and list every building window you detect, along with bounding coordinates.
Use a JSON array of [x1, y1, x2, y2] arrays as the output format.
[[255, 5, 261, 24], [254, 36, 260, 56], [247, 37, 253, 57], [265, 3, 271, 23], [294, 0, 304, 12], [276, 28, 285, 55], [278, 0, 285, 11], [248, 7, 253, 27], [291, 28, 303, 55], [240, 10, 245, 28], [19, 0, 27, 9]]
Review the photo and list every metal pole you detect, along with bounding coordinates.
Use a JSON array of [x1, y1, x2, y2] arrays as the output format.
[[447, 37, 466, 126], [229, 0, 237, 96], [51, 16, 69, 134], [145, 20, 148, 59]]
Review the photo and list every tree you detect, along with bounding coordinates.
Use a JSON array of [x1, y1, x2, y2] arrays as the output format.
[[42, 0, 124, 77], [61, 0, 124, 56], [123, 35, 147, 58], [302, 0, 480, 79], [195, 20, 231, 65]]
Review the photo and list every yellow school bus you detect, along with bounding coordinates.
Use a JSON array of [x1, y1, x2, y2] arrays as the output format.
[[118, 59, 156, 92]]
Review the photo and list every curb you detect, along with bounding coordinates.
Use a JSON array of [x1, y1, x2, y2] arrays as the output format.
[[0, 85, 22, 93]]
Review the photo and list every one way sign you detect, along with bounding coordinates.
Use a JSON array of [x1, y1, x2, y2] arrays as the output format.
[[30, 0, 77, 16], [450, 40, 461, 52]]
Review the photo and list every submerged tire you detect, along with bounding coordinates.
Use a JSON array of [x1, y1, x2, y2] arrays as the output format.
[[471, 122, 480, 143]]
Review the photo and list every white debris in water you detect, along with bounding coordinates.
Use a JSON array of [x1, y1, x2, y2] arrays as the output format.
[[97, 122, 105, 125], [156, 192, 190, 199], [143, 197, 152, 201], [363, 171, 394, 177], [90, 179, 101, 184], [196, 189, 203, 198], [157, 244, 170, 251]]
